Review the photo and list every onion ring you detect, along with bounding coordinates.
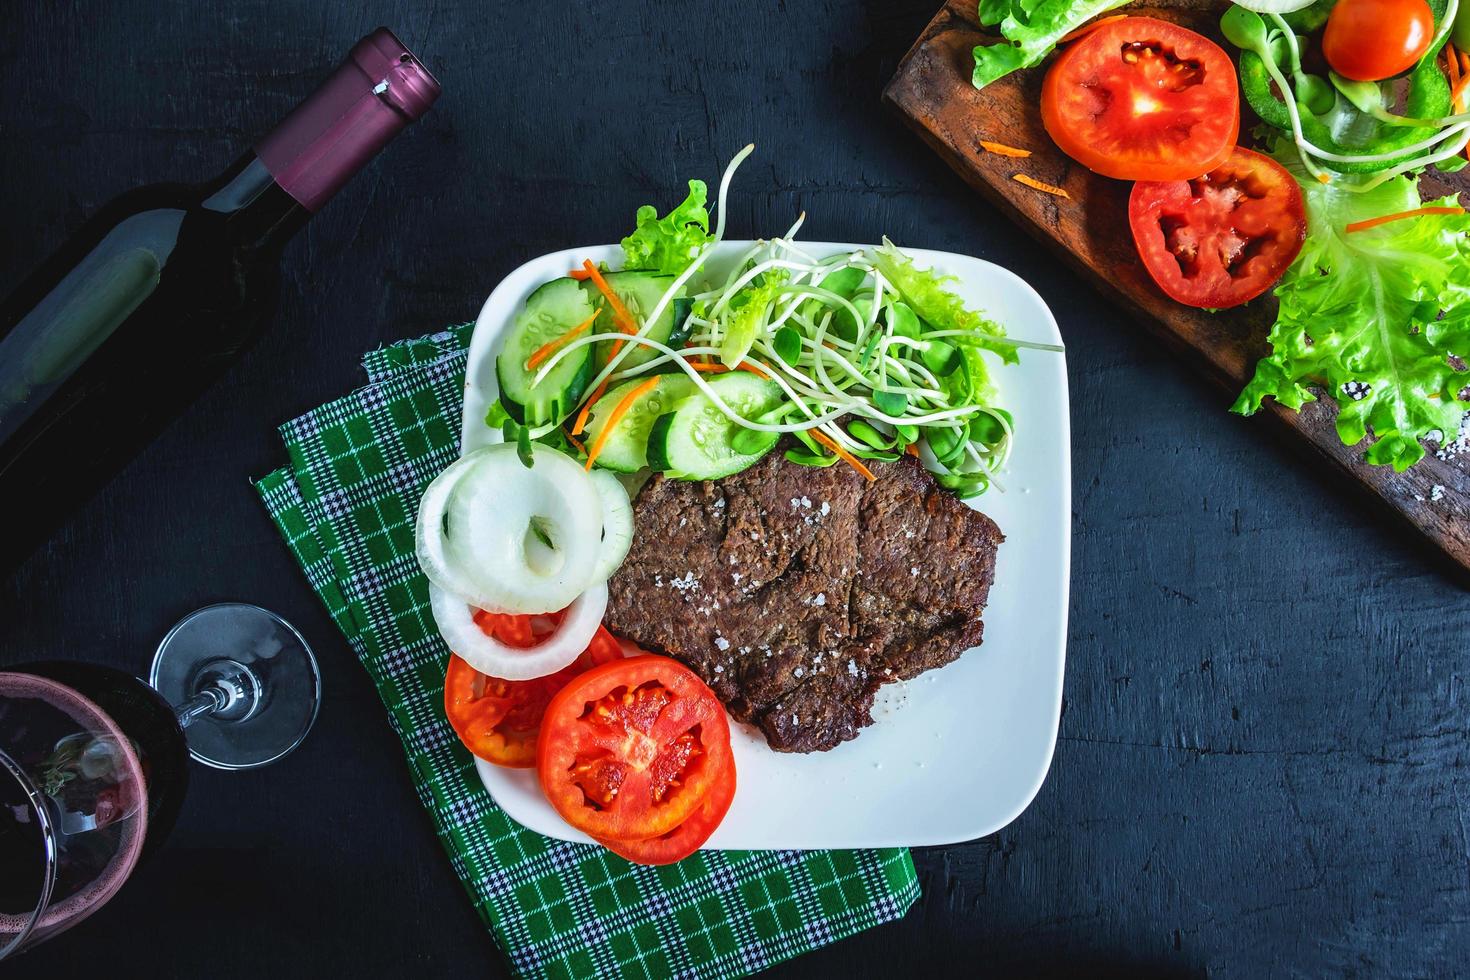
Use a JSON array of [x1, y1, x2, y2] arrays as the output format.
[[415, 449, 513, 612], [416, 443, 606, 614], [428, 582, 608, 680], [589, 470, 634, 583]]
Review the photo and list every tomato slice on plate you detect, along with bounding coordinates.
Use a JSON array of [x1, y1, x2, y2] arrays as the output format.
[[593, 762, 736, 866], [444, 616, 625, 768], [536, 655, 734, 842], [1128, 146, 1306, 309], [1041, 17, 1238, 181]]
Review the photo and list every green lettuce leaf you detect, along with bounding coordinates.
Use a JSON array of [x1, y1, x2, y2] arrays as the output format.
[[718, 270, 790, 368], [1232, 153, 1470, 471], [972, 0, 1131, 89], [620, 179, 712, 276], [866, 238, 1017, 365]]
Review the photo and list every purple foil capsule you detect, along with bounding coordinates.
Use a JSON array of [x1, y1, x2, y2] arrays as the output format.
[[256, 27, 442, 212]]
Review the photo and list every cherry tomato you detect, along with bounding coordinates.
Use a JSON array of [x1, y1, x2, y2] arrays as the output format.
[[536, 655, 735, 841], [1128, 146, 1306, 309], [443, 616, 625, 768], [1323, 0, 1434, 82], [1041, 17, 1238, 181], [593, 764, 736, 866]]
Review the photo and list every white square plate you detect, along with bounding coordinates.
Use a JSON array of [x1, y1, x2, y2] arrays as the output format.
[[459, 242, 1069, 849]]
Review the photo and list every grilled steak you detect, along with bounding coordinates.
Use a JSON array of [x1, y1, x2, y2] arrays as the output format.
[[604, 451, 1004, 752]]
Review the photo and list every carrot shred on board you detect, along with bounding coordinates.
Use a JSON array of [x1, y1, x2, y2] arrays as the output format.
[[1012, 173, 1071, 199], [585, 376, 660, 471], [1058, 13, 1125, 45], [810, 429, 876, 482], [571, 378, 608, 436], [582, 260, 637, 334], [569, 266, 593, 281], [979, 140, 1032, 158], [1344, 205, 1465, 234], [525, 310, 598, 369]]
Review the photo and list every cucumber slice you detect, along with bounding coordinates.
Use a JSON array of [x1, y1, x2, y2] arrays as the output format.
[[646, 372, 783, 479], [582, 271, 685, 371], [581, 374, 696, 472], [496, 277, 598, 426]]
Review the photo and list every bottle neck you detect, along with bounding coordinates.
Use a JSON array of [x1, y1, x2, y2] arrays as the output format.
[[199, 153, 309, 254], [252, 28, 439, 214], [193, 28, 439, 257]]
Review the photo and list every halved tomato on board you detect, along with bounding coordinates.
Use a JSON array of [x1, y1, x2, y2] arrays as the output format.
[[1128, 146, 1306, 309], [594, 762, 736, 866], [536, 655, 734, 842], [443, 615, 625, 768], [1041, 17, 1238, 181]]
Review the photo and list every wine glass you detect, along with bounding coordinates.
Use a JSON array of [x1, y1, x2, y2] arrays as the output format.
[[0, 602, 319, 960]]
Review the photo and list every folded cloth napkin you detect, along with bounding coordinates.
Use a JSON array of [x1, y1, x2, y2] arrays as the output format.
[[254, 324, 919, 979]]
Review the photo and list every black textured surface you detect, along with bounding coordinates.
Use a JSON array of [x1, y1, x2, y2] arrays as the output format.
[[2, 2, 1467, 977]]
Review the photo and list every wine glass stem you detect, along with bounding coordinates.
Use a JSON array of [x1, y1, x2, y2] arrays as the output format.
[[173, 685, 229, 729]]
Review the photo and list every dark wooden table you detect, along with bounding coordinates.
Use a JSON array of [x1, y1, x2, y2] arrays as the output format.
[[3, 2, 1466, 977]]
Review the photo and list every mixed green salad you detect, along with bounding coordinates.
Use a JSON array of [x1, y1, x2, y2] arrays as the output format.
[[488, 146, 1060, 497], [972, 0, 1470, 472]]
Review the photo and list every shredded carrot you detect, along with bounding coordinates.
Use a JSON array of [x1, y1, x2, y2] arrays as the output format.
[[810, 429, 876, 482], [1461, 55, 1470, 159], [571, 378, 608, 436], [904, 443, 919, 458], [525, 310, 598, 370], [1317, 172, 1333, 184], [737, 361, 771, 380], [1462, 51, 1470, 157], [1058, 13, 1125, 45], [569, 266, 593, 281], [688, 359, 770, 379], [1447, 43, 1462, 104], [563, 429, 585, 455], [582, 260, 637, 334], [1454, 74, 1470, 114], [1012, 173, 1070, 199], [585, 377, 659, 471], [1345, 205, 1465, 234], [979, 140, 1032, 158]]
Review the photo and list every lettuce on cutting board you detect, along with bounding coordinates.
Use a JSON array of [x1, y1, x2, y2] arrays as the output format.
[[1233, 153, 1470, 471], [972, 0, 1131, 88]]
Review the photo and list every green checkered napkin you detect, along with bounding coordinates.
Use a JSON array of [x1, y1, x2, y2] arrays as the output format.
[[253, 324, 919, 979]]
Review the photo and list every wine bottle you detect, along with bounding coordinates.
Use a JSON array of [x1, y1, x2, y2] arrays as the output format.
[[0, 28, 440, 573]]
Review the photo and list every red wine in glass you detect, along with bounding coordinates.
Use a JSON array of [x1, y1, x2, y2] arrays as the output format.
[[0, 603, 320, 960]]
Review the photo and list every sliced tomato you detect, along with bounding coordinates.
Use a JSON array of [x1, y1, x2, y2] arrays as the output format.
[[1128, 146, 1306, 309], [594, 762, 736, 865], [536, 655, 734, 842], [1041, 17, 1238, 181], [444, 617, 625, 768]]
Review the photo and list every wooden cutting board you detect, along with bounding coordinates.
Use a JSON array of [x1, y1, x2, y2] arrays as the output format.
[[884, 0, 1470, 579]]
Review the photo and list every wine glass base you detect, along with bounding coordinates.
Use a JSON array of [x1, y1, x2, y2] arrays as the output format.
[[149, 604, 321, 771]]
